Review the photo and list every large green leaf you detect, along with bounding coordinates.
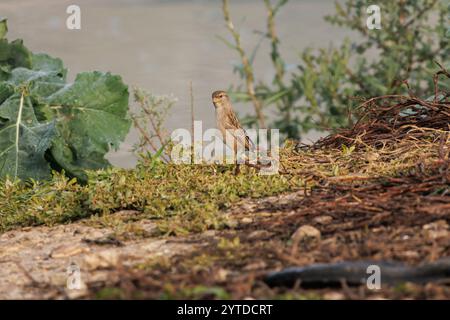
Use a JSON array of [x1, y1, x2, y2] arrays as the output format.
[[0, 91, 39, 125], [0, 38, 32, 81], [0, 17, 7, 39], [0, 19, 31, 70], [0, 82, 13, 104], [0, 20, 131, 182], [45, 71, 130, 182], [8, 67, 65, 101], [0, 92, 55, 180], [0, 39, 32, 69], [31, 53, 67, 79]]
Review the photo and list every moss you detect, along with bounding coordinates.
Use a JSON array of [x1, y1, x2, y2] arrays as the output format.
[[272, 292, 324, 300], [0, 173, 90, 232], [95, 287, 126, 300], [161, 286, 231, 300], [0, 154, 302, 234]]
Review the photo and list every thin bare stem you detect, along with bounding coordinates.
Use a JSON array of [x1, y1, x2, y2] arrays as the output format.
[[402, 0, 438, 28], [222, 0, 266, 128], [264, 0, 287, 86], [132, 88, 176, 162], [132, 115, 170, 163], [138, 98, 168, 148], [190, 81, 195, 164]]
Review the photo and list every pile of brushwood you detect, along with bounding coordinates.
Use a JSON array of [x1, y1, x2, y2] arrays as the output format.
[[86, 68, 450, 299], [316, 70, 450, 149]]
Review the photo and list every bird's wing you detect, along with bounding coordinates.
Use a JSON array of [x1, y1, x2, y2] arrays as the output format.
[[224, 110, 255, 151]]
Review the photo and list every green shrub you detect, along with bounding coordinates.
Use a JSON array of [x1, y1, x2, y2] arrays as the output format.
[[222, 0, 449, 139]]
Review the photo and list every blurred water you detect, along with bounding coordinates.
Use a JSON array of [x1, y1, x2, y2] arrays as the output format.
[[1, 0, 355, 168]]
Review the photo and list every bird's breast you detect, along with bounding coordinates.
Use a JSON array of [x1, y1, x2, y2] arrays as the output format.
[[215, 108, 228, 132]]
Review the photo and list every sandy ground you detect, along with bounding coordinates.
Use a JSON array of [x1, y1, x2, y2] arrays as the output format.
[[0, 211, 195, 299]]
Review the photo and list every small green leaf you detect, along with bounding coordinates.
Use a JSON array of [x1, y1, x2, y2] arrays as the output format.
[[263, 89, 290, 105]]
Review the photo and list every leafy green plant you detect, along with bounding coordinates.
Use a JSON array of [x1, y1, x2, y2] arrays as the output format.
[[131, 88, 176, 163], [222, 0, 449, 139], [0, 18, 130, 182]]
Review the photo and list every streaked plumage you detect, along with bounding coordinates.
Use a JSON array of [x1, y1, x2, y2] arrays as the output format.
[[211, 90, 254, 154]]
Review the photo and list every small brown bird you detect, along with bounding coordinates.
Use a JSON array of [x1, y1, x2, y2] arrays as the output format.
[[212, 90, 254, 172]]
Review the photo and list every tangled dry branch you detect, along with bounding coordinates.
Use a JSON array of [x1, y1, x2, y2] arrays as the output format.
[[315, 66, 449, 149]]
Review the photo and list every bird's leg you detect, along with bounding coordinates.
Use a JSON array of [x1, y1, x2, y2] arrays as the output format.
[[234, 163, 240, 175], [233, 139, 240, 175]]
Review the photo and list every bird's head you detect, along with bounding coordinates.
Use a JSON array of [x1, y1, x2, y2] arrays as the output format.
[[212, 90, 229, 109]]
